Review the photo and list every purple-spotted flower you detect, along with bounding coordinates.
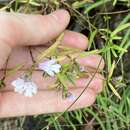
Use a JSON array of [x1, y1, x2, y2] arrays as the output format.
[[38, 59, 61, 77], [11, 78, 38, 97]]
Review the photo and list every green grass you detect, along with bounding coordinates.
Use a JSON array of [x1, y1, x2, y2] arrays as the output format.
[[0, 0, 130, 130]]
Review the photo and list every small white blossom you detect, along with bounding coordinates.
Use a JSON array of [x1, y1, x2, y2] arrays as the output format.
[[11, 78, 38, 97], [80, 66, 85, 72], [65, 92, 76, 101], [23, 82, 37, 97], [67, 93, 76, 101], [38, 59, 61, 77]]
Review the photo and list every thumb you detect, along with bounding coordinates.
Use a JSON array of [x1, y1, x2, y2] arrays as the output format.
[[0, 10, 70, 68]]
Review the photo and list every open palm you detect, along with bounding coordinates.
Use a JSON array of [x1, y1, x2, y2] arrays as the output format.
[[0, 10, 104, 118]]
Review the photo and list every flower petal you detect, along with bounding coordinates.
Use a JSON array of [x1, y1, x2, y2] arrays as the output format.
[[11, 77, 38, 97], [11, 78, 25, 94], [23, 81, 38, 97], [14, 86, 25, 94], [51, 64, 61, 73], [38, 59, 61, 76], [46, 70, 55, 77], [24, 89, 33, 97], [11, 78, 24, 87], [39, 59, 56, 70], [68, 94, 76, 101], [47, 59, 56, 65]]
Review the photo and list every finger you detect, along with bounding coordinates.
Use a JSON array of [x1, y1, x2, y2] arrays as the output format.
[[1, 47, 33, 69], [32, 47, 105, 72], [0, 88, 96, 118], [71, 73, 104, 93], [0, 10, 70, 47], [76, 54, 105, 71], [62, 30, 88, 50], [31, 47, 104, 71], [45, 30, 88, 50], [0, 10, 70, 68], [31, 48, 104, 71], [1, 49, 104, 71], [1, 29, 88, 69], [1, 71, 104, 94]]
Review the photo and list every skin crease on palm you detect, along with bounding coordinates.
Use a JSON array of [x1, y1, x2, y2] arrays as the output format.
[[0, 9, 105, 118]]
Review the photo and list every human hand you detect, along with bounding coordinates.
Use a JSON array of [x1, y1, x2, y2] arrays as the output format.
[[0, 10, 104, 118]]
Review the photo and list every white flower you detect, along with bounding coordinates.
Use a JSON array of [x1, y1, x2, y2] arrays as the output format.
[[38, 59, 61, 77], [23, 81, 37, 97], [11, 78, 38, 97], [67, 93, 76, 101], [80, 66, 85, 72]]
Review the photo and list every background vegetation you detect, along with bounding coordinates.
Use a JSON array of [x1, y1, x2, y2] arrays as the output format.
[[0, 0, 130, 130]]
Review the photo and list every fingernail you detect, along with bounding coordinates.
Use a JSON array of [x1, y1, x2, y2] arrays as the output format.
[[50, 9, 70, 24]]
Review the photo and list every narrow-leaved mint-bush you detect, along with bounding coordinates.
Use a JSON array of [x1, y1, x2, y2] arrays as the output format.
[[67, 93, 76, 101], [80, 66, 85, 72], [11, 78, 38, 97], [38, 59, 61, 77]]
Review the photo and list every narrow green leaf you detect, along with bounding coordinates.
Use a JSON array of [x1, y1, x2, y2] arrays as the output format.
[[6, 64, 24, 77], [112, 44, 127, 52], [37, 33, 64, 62], [108, 61, 115, 79], [108, 82, 121, 100], [111, 23, 130, 37], [84, 0, 110, 14], [88, 29, 97, 50], [80, 49, 100, 57]]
